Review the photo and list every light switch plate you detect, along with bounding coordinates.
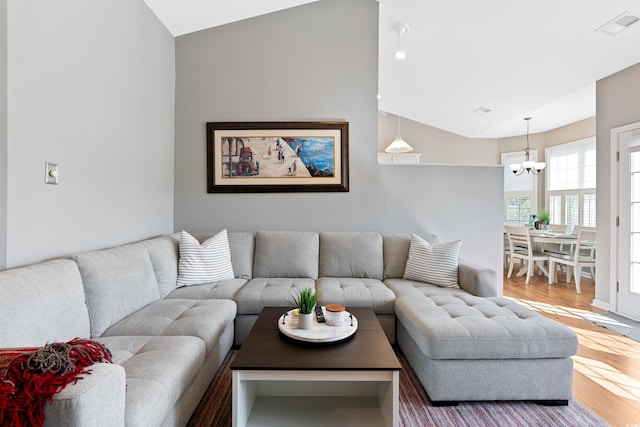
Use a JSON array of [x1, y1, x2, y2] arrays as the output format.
[[45, 162, 59, 185]]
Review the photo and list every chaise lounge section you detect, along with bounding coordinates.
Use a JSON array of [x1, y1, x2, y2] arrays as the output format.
[[388, 282, 577, 404]]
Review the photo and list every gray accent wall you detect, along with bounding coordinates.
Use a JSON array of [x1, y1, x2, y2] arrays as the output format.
[[4, 0, 175, 268], [1, 0, 7, 269], [174, 0, 504, 283]]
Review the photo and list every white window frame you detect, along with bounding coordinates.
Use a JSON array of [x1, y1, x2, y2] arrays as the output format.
[[501, 151, 539, 226], [545, 137, 596, 227]]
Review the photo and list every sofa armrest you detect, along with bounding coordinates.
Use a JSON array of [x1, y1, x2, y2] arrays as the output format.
[[458, 258, 498, 297], [44, 363, 126, 427]]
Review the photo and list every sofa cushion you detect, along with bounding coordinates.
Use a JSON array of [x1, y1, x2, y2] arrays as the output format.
[[73, 243, 160, 338], [227, 232, 255, 279], [166, 231, 255, 281], [196, 232, 255, 279], [382, 233, 438, 279], [253, 231, 319, 279], [97, 335, 204, 427], [101, 299, 236, 358], [0, 260, 90, 347], [392, 285, 578, 360], [45, 363, 126, 427], [141, 234, 179, 298], [319, 232, 383, 279], [166, 278, 248, 300], [177, 230, 235, 287], [315, 277, 395, 314], [234, 277, 316, 314], [403, 235, 461, 288]]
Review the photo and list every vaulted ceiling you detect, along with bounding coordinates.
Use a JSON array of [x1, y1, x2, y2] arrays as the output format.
[[144, 0, 640, 138]]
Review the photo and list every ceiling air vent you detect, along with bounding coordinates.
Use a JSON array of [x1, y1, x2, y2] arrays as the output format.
[[473, 106, 491, 115], [596, 11, 640, 36]]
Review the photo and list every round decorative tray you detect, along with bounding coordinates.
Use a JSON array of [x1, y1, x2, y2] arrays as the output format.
[[277, 308, 358, 343]]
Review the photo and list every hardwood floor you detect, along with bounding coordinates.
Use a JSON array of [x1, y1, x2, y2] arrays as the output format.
[[503, 270, 640, 426]]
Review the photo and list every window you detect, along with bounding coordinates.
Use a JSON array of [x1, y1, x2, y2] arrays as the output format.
[[502, 151, 538, 226], [583, 194, 596, 227], [565, 195, 580, 226], [546, 137, 596, 227], [506, 196, 532, 225], [549, 195, 562, 224]]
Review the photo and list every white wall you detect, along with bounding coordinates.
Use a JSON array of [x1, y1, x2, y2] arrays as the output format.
[[174, 0, 504, 282], [5, 0, 175, 267], [595, 62, 640, 308], [378, 112, 498, 165], [0, 0, 7, 269]]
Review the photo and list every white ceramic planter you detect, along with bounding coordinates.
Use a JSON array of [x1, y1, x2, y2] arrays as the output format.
[[298, 312, 313, 330]]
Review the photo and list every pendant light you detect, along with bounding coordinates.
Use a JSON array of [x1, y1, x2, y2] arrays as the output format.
[[509, 117, 545, 175], [385, 23, 413, 154]]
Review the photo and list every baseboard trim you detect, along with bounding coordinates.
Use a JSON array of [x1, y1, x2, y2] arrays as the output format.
[[591, 299, 610, 311]]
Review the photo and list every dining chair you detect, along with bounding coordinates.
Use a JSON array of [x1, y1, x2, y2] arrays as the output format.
[[504, 225, 549, 285], [547, 230, 596, 294], [548, 224, 565, 233], [542, 224, 575, 278], [503, 230, 515, 269]]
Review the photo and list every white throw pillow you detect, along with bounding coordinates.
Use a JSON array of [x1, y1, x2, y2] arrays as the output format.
[[177, 230, 235, 287], [403, 234, 461, 288]]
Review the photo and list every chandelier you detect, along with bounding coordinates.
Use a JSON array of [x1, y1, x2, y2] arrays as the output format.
[[509, 117, 545, 175]]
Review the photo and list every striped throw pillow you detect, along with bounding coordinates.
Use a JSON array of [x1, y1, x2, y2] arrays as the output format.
[[177, 230, 235, 287], [403, 234, 461, 288]]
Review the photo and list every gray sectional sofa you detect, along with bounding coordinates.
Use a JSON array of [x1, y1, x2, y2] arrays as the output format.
[[0, 230, 579, 426]]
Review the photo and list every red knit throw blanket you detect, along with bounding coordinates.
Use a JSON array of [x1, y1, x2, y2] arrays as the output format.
[[0, 338, 112, 427]]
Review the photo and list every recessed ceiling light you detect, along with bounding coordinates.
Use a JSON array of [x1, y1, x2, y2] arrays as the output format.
[[596, 11, 639, 36], [473, 106, 491, 115]]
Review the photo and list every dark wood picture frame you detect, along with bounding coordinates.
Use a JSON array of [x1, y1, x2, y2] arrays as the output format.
[[207, 121, 349, 193]]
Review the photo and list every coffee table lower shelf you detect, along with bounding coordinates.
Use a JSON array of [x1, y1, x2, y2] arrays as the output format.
[[232, 369, 399, 427]]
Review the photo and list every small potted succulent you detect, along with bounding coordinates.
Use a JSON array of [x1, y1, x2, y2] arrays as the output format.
[[291, 287, 318, 330]]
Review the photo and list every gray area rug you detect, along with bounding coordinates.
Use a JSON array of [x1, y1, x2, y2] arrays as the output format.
[[578, 311, 640, 342]]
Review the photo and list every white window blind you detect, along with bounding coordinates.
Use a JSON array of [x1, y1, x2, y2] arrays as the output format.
[[548, 139, 596, 191], [549, 195, 562, 224], [565, 195, 580, 226], [502, 151, 538, 226], [503, 152, 535, 193], [546, 137, 596, 227], [584, 194, 596, 227]]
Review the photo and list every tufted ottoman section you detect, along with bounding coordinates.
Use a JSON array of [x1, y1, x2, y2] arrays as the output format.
[[395, 291, 578, 360], [388, 278, 578, 403]]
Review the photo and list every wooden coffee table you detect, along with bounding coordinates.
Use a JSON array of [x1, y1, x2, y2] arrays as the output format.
[[231, 307, 401, 427]]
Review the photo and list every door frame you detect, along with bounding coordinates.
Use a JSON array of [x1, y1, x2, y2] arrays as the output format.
[[610, 121, 640, 316]]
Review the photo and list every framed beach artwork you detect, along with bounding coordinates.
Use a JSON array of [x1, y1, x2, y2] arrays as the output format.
[[206, 121, 349, 193]]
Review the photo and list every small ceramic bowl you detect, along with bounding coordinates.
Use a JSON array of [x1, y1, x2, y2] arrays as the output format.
[[324, 303, 346, 326]]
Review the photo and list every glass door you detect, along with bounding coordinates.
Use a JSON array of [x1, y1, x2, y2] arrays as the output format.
[[618, 127, 640, 321]]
